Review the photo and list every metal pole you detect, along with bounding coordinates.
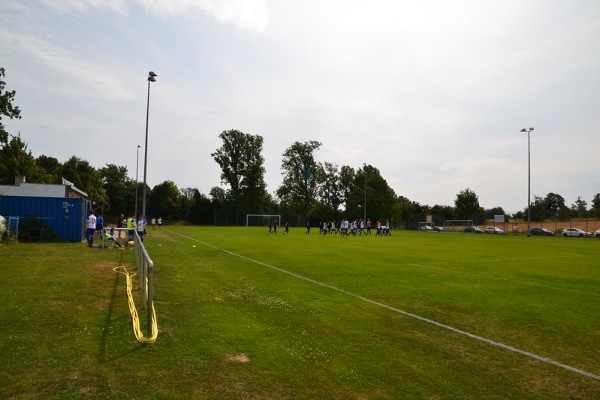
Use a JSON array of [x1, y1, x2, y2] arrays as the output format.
[[521, 127, 533, 237], [142, 80, 150, 218], [135, 145, 140, 218], [142, 71, 157, 219], [147, 259, 154, 338], [527, 130, 531, 237], [363, 171, 367, 221]]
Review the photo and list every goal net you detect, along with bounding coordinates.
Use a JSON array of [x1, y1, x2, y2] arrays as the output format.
[[443, 220, 473, 232], [246, 214, 281, 227]]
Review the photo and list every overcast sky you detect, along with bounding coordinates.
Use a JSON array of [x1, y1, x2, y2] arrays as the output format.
[[2, 0, 599, 214]]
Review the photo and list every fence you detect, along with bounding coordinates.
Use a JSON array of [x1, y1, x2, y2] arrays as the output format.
[[107, 227, 157, 342], [133, 229, 155, 340]]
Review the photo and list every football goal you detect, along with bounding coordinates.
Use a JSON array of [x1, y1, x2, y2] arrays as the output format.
[[246, 214, 281, 227], [443, 220, 474, 232]]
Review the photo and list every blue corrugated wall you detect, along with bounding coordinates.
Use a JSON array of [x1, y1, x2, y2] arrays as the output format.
[[0, 196, 85, 242]]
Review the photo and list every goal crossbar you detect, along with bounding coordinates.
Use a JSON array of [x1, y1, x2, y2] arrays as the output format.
[[246, 214, 281, 227]]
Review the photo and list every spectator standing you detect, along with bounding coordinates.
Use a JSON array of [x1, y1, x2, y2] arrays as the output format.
[[85, 210, 96, 247], [96, 214, 104, 237], [137, 215, 145, 242], [116, 214, 125, 239], [127, 214, 136, 241]]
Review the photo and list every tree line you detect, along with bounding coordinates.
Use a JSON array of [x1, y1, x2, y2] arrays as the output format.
[[2, 68, 599, 226]]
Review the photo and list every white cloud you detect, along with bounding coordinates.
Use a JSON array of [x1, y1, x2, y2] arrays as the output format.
[[2, 0, 599, 214], [37, 0, 269, 33]]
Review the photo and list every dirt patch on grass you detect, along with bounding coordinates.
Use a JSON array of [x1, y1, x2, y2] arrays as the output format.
[[225, 353, 250, 363]]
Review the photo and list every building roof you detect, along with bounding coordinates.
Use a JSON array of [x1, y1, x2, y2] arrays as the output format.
[[0, 177, 88, 199]]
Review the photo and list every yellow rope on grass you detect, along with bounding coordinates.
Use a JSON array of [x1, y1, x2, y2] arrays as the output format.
[[114, 266, 158, 343]]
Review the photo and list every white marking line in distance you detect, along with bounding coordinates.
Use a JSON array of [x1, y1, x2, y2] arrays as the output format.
[[167, 230, 600, 381]]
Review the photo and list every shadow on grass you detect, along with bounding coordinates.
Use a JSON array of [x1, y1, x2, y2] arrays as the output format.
[[97, 254, 145, 362]]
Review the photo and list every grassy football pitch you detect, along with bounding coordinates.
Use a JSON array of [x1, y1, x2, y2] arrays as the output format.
[[1, 226, 599, 399]]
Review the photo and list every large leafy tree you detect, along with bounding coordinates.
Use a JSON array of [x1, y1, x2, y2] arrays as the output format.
[[394, 195, 428, 229], [0, 133, 44, 184], [189, 189, 214, 225], [591, 193, 600, 219], [454, 188, 483, 221], [277, 140, 322, 224], [0, 67, 21, 146], [572, 196, 588, 218], [100, 164, 134, 216], [211, 129, 268, 223], [148, 180, 181, 220], [60, 156, 106, 200], [345, 164, 396, 222], [543, 192, 566, 218], [36, 155, 62, 183], [315, 162, 343, 218]]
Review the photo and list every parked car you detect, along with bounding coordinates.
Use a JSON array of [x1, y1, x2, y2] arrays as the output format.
[[562, 228, 591, 237], [485, 226, 505, 234], [464, 226, 484, 233], [594, 229, 600, 238], [433, 226, 446, 232], [529, 227, 554, 236], [419, 225, 433, 231]]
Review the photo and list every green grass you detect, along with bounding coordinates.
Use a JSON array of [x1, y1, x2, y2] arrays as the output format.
[[1, 227, 599, 399]]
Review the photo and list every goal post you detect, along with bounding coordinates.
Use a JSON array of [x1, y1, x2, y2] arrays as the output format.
[[246, 214, 281, 227], [443, 220, 474, 232]]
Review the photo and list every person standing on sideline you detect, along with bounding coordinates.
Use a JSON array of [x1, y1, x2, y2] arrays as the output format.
[[137, 215, 145, 242], [151, 217, 156, 230], [157, 217, 162, 229], [305, 221, 311, 234], [85, 210, 96, 247], [95, 214, 104, 237], [127, 214, 136, 242], [284, 222, 289, 234], [513, 224, 518, 235], [116, 214, 125, 239]]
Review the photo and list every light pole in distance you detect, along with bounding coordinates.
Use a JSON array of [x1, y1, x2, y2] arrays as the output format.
[[521, 127, 534, 237], [135, 145, 141, 218], [142, 71, 157, 219]]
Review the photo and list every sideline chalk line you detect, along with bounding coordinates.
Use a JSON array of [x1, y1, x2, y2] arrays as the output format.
[[167, 229, 600, 381]]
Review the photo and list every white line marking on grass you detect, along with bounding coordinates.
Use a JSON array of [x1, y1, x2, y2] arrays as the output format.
[[410, 263, 600, 298], [167, 230, 600, 381]]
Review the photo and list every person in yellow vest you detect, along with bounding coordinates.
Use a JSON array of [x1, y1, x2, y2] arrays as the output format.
[[126, 214, 136, 242]]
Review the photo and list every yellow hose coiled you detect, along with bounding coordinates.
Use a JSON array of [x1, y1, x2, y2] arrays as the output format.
[[114, 266, 158, 343]]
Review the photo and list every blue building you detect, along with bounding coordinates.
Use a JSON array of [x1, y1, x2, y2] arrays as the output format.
[[0, 176, 90, 242]]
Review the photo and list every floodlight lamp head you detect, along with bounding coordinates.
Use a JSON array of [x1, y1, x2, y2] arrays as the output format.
[[148, 71, 157, 77], [529, 127, 534, 131], [520, 128, 527, 132]]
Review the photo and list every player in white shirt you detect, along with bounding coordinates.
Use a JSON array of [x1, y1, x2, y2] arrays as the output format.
[[85, 210, 97, 247]]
